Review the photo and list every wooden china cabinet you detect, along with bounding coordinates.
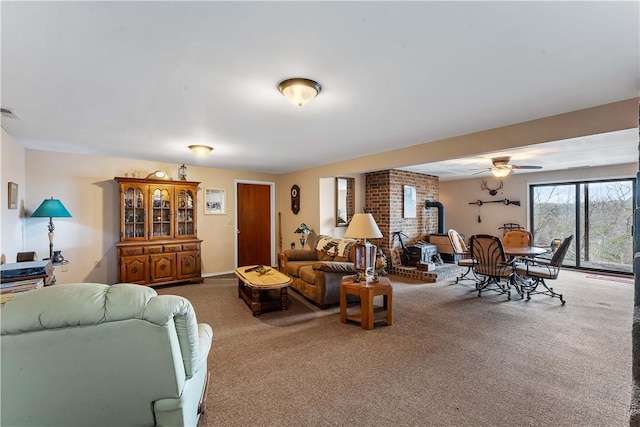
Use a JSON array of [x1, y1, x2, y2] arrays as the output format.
[[115, 177, 203, 286]]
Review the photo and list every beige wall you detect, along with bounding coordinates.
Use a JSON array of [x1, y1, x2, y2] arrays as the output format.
[[1, 129, 26, 262], [440, 163, 637, 241], [278, 98, 639, 251], [2, 98, 637, 282], [22, 150, 275, 283]]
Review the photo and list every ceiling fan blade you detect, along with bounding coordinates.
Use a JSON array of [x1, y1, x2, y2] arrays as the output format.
[[511, 165, 542, 170]]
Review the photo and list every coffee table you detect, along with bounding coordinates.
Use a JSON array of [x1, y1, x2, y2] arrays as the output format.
[[235, 266, 292, 316]]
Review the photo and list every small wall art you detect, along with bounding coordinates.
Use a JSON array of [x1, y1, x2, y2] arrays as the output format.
[[8, 182, 18, 209], [205, 188, 225, 215], [403, 185, 417, 218]]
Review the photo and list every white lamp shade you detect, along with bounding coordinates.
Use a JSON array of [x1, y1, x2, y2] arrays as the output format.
[[344, 213, 382, 239]]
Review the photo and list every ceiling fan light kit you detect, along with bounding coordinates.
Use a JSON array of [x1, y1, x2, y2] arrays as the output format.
[[483, 156, 542, 177], [491, 167, 511, 178]]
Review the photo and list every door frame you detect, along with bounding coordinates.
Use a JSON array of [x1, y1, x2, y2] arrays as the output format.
[[528, 177, 635, 274], [234, 179, 277, 268]]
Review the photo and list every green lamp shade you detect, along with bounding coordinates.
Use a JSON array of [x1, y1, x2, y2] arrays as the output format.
[[31, 198, 72, 218]]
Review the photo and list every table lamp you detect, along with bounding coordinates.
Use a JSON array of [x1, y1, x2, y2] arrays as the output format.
[[31, 197, 72, 261], [344, 213, 382, 283], [294, 223, 312, 248]]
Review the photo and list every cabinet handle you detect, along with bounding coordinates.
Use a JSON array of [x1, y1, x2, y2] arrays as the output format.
[[132, 267, 138, 274], [127, 250, 137, 255], [185, 262, 191, 267], [160, 264, 166, 271]]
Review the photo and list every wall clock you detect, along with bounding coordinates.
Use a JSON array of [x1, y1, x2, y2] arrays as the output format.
[[291, 185, 300, 214]]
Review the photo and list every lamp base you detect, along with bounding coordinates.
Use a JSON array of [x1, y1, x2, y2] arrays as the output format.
[[53, 251, 65, 263], [353, 271, 379, 284]]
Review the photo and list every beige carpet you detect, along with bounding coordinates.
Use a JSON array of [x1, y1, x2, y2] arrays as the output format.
[[157, 269, 634, 426]]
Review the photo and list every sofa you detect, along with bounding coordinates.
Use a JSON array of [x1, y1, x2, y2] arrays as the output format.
[[279, 234, 386, 308], [0, 283, 213, 427]]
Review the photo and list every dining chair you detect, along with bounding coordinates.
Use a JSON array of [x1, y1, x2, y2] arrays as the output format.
[[502, 229, 532, 249], [469, 234, 515, 300], [447, 229, 477, 283], [515, 235, 573, 305]]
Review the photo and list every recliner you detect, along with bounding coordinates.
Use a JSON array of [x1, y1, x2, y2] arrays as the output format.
[[1, 283, 213, 427]]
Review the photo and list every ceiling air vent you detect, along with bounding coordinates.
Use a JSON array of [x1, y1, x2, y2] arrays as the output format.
[[1, 108, 20, 119]]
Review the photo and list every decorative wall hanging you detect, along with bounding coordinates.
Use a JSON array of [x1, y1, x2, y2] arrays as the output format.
[[205, 188, 225, 215], [403, 185, 417, 218], [335, 177, 354, 226], [291, 185, 300, 214], [8, 182, 17, 209], [468, 198, 521, 223], [480, 179, 503, 196]]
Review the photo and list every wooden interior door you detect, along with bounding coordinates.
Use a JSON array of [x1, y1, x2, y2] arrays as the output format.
[[237, 183, 271, 267]]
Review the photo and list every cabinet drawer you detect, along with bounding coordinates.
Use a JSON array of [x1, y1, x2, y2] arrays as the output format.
[[183, 243, 200, 251], [164, 244, 182, 253], [145, 246, 164, 254], [120, 247, 144, 256]]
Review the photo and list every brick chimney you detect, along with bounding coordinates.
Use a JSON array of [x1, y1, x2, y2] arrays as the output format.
[[365, 169, 440, 264]]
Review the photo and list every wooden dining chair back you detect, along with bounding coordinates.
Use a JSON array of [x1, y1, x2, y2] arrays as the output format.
[[469, 234, 514, 300], [447, 229, 476, 284], [515, 235, 574, 305], [502, 229, 532, 249]]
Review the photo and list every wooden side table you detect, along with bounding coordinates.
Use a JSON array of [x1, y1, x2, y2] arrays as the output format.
[[340, 275, 392, 330]]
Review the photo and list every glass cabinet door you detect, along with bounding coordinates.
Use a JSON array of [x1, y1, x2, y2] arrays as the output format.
[[121, 184, 147, 240], [176, 187, 197, 237], [150, 186, 174, 239]]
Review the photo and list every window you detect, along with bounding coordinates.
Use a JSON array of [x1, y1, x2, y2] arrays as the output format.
[[530, 178, 635, 274]]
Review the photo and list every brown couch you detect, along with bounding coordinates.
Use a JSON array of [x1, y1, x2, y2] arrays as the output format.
[[278, 235, 386, 308]]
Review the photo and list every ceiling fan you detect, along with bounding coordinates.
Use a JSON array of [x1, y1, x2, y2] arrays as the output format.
[[481, 156, 543, 177]]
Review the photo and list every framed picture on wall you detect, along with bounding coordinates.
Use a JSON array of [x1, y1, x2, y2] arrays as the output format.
[[8, 182, 17, 209], [403, 185, 416, 218], [205, 188, 225, 215]]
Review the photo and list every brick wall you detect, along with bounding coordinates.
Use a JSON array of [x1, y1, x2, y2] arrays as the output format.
[[365, 169, 440, 262]]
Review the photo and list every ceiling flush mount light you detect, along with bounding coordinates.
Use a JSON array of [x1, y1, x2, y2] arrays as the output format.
[[189, 145, 213, 156], [278, 78, 321, 107]]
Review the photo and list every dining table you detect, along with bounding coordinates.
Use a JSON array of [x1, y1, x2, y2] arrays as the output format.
[[504, 246, 549, 297], [504, 246, 548, 258]]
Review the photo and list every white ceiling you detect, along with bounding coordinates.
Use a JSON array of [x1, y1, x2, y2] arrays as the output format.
[[1, 2, 639, 178]]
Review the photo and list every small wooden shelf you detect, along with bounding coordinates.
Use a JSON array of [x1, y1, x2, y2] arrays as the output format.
[[340, 276, 393, 330]]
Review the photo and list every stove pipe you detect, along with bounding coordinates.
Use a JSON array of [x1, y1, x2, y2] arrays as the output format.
[[425, 200, 445, 234]]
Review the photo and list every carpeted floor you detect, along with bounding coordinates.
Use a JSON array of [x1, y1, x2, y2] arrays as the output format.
[[157, 269, 634, 427]]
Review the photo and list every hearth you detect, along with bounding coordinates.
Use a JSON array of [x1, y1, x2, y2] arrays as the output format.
[[405, 242, 438, 266]]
